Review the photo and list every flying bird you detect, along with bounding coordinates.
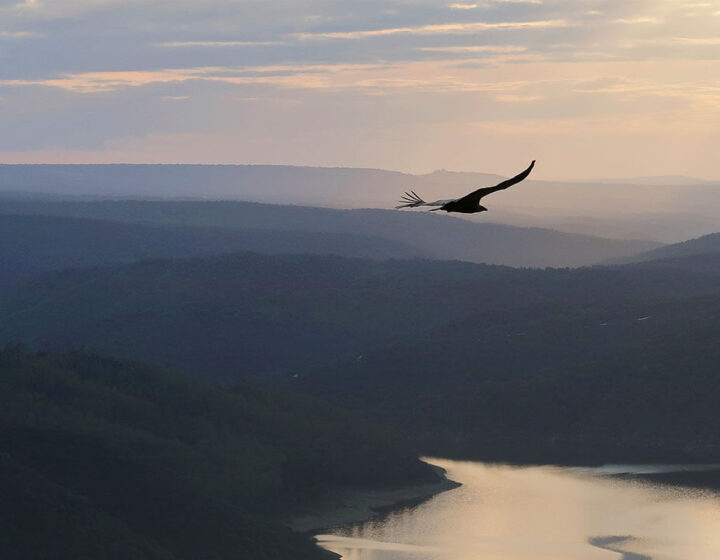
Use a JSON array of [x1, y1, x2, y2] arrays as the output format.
[[396, 160, 535, 214]]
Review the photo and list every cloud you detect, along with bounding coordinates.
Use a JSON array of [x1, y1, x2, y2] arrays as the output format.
[[158, 40, 284, 48], [0, 30, 36, 37], [416, 45, 526, 53], [492, 94, 542, 102], [613, 17, 663, 24], [295, 19, 571, 40], [0, 63, 407, 93], [448, 3, 478, 10], [670, 37, 720, 45]]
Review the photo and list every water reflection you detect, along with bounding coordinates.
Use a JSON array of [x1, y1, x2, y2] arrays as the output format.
[[317, 459, 720, 560]]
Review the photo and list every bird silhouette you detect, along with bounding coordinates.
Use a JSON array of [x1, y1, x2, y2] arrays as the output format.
[[396, 160, 535, 214]]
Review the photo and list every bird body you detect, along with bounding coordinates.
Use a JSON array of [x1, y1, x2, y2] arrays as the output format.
[[396, 161, 535, 213]]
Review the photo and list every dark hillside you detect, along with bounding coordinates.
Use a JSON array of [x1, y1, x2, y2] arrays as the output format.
[[617, 253, 720, 275], [1, 253, 719, 382], [299, 293, 720, 464], [612, 232, 720, 264], [0, 214, 423, 287], [0, 347, 435, 559]]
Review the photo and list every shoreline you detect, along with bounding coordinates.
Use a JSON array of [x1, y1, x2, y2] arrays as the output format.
[[289, 462, 720, 534], [288, 465, 460, 533], [614, 466, 720, 493]]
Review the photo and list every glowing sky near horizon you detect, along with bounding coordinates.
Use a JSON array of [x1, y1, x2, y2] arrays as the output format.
[[1, 0, 719, 179]]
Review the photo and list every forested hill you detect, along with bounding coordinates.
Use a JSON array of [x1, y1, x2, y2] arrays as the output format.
[[3, 249, 720, 463], [613, 231, 720, 264], [2, 252, 720, 383], [298, 290, 720, 463], [0, 347, 436, 560], [0, 199, 660, 267], [0, 214, 423, 288]]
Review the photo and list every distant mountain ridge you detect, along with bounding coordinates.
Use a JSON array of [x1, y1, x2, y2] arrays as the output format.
[[4, 163, 720, 243]]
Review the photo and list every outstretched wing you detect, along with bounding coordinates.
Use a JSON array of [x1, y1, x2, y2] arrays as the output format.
[[452, 160, 535, 207], [395, 191, 455, 209], [396, 190, 429, 209]]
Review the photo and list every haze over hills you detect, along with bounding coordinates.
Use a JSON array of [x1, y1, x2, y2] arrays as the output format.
[[2, 164, 719, 242], [3, 166, 720, 557], [0, 200, 660, 268], [0, 214, 423, 288]]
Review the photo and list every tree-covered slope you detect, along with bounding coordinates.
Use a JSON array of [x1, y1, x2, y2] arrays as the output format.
[[613, 231, 720, 264], [0, 347, 436, 559], [2, 253, 718, 381], [0, 213, 423, 288], [4, 252, 720, 464], [299, 293, 720, 464]]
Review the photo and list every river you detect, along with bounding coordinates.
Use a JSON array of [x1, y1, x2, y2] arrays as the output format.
[[316, 459, 720, 560]]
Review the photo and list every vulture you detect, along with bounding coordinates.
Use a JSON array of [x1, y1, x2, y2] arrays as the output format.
[[396, 160, 535, 214]]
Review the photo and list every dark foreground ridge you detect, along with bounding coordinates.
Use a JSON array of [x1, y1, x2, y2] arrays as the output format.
[[0, 347, 437, 560]]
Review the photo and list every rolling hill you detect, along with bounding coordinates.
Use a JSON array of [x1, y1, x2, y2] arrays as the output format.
[[614, 231, 720, 264], [3, 164, 719, 244], [298, 290, 720, 463], [2, 252, 719, 383], [3, 250, 720, 464], [0, 199, 661, 268], [0, 214, 423, 288]]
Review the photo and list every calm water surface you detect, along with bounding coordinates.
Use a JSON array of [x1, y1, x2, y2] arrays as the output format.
[[316, 459, 720, 560]]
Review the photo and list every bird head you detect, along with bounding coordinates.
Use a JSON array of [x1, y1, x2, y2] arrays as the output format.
[[478, 205, 488, 212]]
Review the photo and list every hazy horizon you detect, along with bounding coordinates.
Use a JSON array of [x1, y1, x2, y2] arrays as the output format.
[[1, 161, 719, 184]]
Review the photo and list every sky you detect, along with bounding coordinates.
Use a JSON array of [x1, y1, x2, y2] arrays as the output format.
[[1, 0, 719, 179]]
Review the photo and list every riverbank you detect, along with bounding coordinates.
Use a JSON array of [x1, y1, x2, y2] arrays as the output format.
[[308, 460, 720, 560], [617, 466, 720, 493], [288, 465, 460, 533]]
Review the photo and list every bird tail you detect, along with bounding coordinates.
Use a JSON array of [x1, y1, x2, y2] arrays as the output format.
[[395, 190, 428, 209]]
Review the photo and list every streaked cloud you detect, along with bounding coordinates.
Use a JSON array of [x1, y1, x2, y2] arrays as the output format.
[[416, 45, 526, 53], [492, 94, 542, 102], [670, 37, 720, 45], [295, 19, 571, 40], [158, 40, 285, 48], [0, 30, 36, 37], [614, 17, 663, 24]]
